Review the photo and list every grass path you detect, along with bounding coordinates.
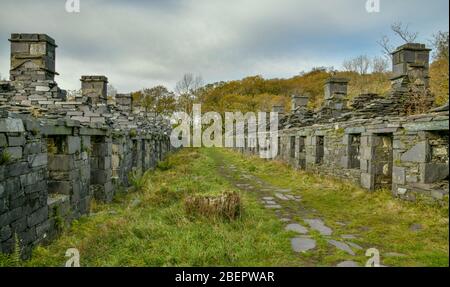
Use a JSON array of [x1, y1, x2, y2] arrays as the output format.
[[213, 148, 448, 267], [1, 148, 448, 267]]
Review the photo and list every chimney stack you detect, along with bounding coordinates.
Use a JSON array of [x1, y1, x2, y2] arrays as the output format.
[[324, 78, 348, 100], [323, 78, 349, 118], [391, 43, 431, 89], [81, 75, 108, 105], [115, 93, 132, 111], [291, 94, 309, 111], [272, 105, 285, 114], [9, 33, 58, 82]]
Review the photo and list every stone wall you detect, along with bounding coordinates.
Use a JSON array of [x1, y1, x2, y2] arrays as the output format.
[[0, 34, 173, 259], [1, 116, 49, 257], [240, 42, 448, 204]]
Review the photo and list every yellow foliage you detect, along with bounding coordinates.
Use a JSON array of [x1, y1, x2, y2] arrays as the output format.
[[336, 71, 392, 100], [430, 58, 449, 106], [131, 91, 143, 106], [197, 70, 393, 112]]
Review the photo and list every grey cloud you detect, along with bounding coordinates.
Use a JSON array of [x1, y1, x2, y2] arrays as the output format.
[[0, 0, 448, 92]]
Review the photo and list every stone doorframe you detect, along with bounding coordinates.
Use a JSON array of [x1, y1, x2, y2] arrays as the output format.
[[359, 128, 397, 191]]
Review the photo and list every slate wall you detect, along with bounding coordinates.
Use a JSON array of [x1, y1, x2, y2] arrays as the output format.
[[0, 115, 172, 259], [243, 112, 448, 203]]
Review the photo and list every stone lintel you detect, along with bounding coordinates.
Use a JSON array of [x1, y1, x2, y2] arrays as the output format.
[[79, 127, 108, 136], [41, 125, 73, 136]]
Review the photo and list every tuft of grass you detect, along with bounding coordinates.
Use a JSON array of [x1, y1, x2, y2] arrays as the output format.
[[0, 149, 12, 165], [156, 159, 173, 171], [0, 233, 23, 267], [128, 170, 152, 192], [184, 191, 241, 220]]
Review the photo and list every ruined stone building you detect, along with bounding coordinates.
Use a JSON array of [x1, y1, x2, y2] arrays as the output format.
[[0, 34, 172, 257], [242, 43, 449, 203], [0, 33, 448, 260]]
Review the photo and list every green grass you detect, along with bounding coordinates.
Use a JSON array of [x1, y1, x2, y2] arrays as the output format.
[[4, 148, 300, 267], [216, 148, 449, 267], [1, 147, 448, 267]]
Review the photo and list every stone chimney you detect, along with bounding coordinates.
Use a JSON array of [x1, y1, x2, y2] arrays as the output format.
[[9, 33, 58, 82], [391, 43, 431, 89], [115, 93, 132, 111], [323, 78, 349, 118], [291, 94, 309, 111], [81, 75, 108, 105], [324, 78, 348, 100]]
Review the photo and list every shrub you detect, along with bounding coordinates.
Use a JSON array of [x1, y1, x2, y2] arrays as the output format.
[[184, 191, 241, 220]]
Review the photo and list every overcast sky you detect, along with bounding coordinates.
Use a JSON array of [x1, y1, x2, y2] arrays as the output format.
[[0, 0, 448, 92]]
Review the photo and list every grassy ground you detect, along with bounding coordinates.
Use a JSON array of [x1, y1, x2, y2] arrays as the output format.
[[1, 148, 300, 267], [216, 149, 449, 267], [1, 148, 448, 267]]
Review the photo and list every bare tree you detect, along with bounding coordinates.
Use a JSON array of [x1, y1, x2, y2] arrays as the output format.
[[357, 55, 371, 75], [372, 56, 389, 73], [377, 22, 419, 59], [107, 84, 117, 99], [391, 22, 419, 43], [377, 35, 395, 59], [175, 73, 203, 96], [342, 55, 371, 75], [342, 59, 355, 72], [175, 73, 203, 113]]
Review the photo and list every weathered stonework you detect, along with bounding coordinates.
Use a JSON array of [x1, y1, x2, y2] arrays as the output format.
[[0, 34, 173, 259], [240, 42, 448, 205]]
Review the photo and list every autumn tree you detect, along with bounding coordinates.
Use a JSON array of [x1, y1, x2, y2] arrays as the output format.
[[142, 85, 177, 117], [131, 90, 143, 107], [429, 31, 449, 105]]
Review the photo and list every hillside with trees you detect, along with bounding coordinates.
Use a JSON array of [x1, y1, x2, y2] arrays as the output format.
[[128, 26, 447, 117]]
